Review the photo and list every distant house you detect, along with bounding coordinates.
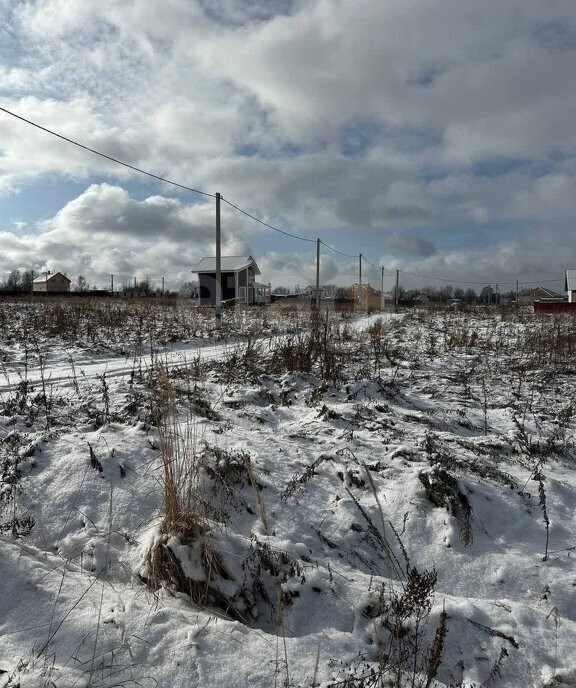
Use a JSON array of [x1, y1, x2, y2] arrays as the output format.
[[346, 284, 382, 311], [414, 294, 430, 304], [192, 255, 271, 306], [302, 284, 338, 300], [565, 271, 576, 303], [32, 271, 71, 293], [518, 286, 564, 305]]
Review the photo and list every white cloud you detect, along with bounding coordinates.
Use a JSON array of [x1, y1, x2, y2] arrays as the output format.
[[1, 0, 576, 285]]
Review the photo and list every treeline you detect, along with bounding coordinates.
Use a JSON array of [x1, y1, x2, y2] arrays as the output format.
[[400, 284, 513, 304], [0, 269, 35, 293], [272, 283, 509, 304], [399, 285, 478, 302]]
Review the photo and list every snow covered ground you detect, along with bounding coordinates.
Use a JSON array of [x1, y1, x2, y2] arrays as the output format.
[[1, 300, 576, 687]]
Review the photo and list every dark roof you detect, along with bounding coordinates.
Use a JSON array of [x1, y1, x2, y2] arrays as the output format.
[[33, 271, 71, 283], [519, 286, 563, 299], [192, 256, 260, 274]]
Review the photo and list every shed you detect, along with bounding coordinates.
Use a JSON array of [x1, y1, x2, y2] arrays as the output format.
[[32, 271, 71, 293], [192, 256, 270, 306]]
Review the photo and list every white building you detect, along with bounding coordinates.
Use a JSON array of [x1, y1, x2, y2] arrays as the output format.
[[32, 272, 71, 293]]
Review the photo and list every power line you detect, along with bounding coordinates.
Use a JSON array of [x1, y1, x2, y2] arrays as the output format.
[[398, 269, 564, 287], [0, 107, 568, 290], [221, 197, 315, 243], [0, 106, 214, 198], [362, 256, 381, 270], [398, 269, 490, 285], [319, 240, 358, 259]]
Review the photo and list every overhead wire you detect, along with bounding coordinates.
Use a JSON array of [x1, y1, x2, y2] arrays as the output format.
[[362, 256, 381, 271], [319, 240, 359, 259], [221, 197, 315, 243], [0, 106, 215, 198], [398, 269, 564, 287], [0, 106, 567, 291]]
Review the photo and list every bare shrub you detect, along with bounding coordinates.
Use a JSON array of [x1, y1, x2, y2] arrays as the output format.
[[418, 468, 473, 546]]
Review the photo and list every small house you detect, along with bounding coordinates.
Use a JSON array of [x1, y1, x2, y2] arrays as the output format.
[[518, 286, 564, 305], [32, 271, 71, 293], [346, 283, 382, 311], [192, 255, 271, 306]]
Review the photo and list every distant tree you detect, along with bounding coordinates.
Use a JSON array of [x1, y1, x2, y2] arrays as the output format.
[[453, 287, 465, 301], [464, 288, 477, 303], [76, 275, 88, 292], [273, 286, 289, 295], [438, 285, 454, 302], [480, 286, 495, 304], [4, 269, 21, 292], [179, 281, 197, 297], [21, 270, 34, 293], [137, 277, 151, 295]]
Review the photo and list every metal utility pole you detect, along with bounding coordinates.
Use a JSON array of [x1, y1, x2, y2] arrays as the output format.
[[215, 192, 222, 327], [395, 269, 399, 312], [315, 238, 320, 310]]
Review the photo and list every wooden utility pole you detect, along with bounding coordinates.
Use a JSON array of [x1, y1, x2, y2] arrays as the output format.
[[381, 266, 385, 311], [358, 254, 362, 310], [162, 276, 165, 296], [111, 274, 114, 295], [215, 192, 222, 327], [395, 269, 399, 312], [315, 238, 320, 310]]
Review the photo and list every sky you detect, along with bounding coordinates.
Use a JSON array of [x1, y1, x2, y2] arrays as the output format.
[[1, 0, 576, 293]]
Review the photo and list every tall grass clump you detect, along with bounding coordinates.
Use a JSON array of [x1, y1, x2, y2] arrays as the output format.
[[143, 365, 235, 610], [155, 365, 206, 540]]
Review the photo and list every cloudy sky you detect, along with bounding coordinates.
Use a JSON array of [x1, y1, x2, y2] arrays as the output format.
[[1, 0, 576, 292]]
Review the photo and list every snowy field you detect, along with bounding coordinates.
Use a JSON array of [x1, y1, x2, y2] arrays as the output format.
[[1, 299, 576, 688]]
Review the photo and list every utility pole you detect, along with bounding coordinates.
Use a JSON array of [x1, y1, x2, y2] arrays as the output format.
[[111, 274, 114, 296], [215, 192, 222, 327], [315, 238, 320, 310], [395, 269, 399, 313], [358, 254, 362, 310], [516, 277, 519, 308], [381, 266, 385, 311], [162, 275, 165, 296]]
